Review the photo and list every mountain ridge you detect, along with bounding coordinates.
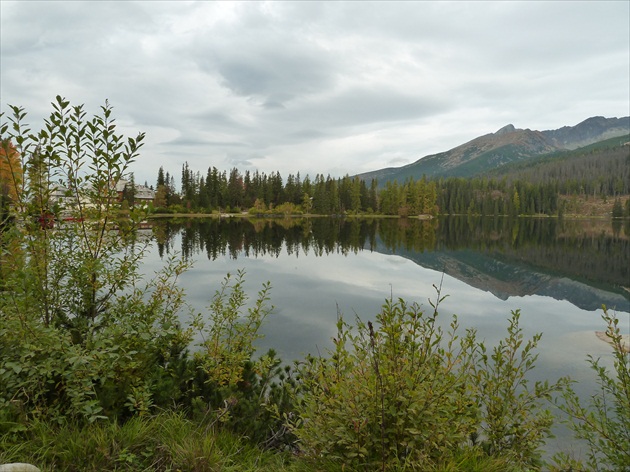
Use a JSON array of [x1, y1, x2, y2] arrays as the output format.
[[358, 116, 630, 184], [543, 116, 630, 149], [369, 236, 630, 313]]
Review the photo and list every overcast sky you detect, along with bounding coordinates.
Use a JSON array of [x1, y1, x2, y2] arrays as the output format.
[[2, 1, 629, 186]]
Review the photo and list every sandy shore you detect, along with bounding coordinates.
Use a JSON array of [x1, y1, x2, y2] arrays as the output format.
[[595, 331, 630, 353]]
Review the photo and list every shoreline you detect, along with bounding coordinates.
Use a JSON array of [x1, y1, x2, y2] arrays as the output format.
[[595, 331, 630, 353], [147, 212, 628, 220]]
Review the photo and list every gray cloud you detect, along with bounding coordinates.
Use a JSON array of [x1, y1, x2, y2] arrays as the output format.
[[210, 44, 337, 104], [1, 1, 628, 184], [292, 87, 448, 129]]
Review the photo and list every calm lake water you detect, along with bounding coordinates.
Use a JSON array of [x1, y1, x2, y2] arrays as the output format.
[[140, 216, 629, 453]]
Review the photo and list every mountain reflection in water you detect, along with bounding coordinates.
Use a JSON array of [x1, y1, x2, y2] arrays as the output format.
[[150, 216, 629, 314], [140, 215, 629, 455]]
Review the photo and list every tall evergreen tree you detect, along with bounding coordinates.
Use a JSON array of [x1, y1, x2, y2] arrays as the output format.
[[157, 166, 165, 188]]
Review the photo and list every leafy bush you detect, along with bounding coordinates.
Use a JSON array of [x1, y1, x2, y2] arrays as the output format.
[[474, 310, 568, 469], [0, 99, 298, 456], [271, 202, 303, 215], [552, 307, 630, 472], [0, 98, 193, 424], [292, 293, 567, 470], [0, 99, 295, 445], [188, 270, 297, 448], [293, 292, 480, 470]]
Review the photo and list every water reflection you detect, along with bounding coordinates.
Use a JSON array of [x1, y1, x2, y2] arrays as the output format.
[[141, 216, 629, 456], [151, 216, 629, 312]]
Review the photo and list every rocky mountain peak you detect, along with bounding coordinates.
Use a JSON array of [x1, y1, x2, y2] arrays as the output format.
[[495, 124, 516, 135]]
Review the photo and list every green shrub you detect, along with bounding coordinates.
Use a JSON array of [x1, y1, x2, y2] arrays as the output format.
[[189, 270, 297, 449], [292, 294, 567, 471], [0, 99, 295, 451], [473, 310, 568, 469], [271, 202, 302, 215], [293, 294, 480, 470], [552, 307, 630, 472], [168, 203, 189, 214], [0, 97, 194, 425]]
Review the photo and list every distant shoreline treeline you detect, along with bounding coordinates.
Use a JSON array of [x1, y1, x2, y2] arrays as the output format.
[[147, 138, 630, 218]]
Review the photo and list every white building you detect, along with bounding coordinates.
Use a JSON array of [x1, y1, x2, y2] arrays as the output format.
[[115, 180, 156, 204]]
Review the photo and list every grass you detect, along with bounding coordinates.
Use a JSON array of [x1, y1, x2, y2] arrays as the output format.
[[0, 412, 294, 472], [0, 413, 533, 472], [0, 412, 526, 471]]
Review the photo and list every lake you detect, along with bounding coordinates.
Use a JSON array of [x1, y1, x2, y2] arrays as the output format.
[[140, 216, 629, 452]]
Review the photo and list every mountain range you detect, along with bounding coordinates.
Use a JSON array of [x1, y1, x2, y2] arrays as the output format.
[[358, 116, 630, 184]]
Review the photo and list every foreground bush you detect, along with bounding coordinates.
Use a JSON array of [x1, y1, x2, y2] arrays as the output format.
[[0, 99, 292, 444], [0, 97, 194, 425], [551, 307, 630, 472], [292, 289, 568, 471]]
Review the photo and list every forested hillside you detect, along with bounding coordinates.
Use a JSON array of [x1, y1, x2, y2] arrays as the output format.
[[356, 116, 629, 185], [155, 138, 630, 216], [139, 131, 630, 219], [148, 140, 628, 218], [432, 137, 630, 216], [485, 135, 630, 196]]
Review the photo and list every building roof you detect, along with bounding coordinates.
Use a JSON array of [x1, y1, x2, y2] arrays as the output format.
[[116, 179, 156, 200]]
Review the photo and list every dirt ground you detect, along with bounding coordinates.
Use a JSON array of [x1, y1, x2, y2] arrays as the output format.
[[560, 194, 629, 218]]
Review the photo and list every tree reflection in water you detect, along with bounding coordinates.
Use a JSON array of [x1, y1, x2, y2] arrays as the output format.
[[151, 216, 629, 300]]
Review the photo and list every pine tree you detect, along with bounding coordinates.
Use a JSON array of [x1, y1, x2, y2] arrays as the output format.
[[612, 198, 623, 218], [157, 166, 165, 188]]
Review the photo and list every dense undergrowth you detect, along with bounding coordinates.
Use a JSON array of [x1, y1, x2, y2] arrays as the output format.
[[1, 98, 628, 471]]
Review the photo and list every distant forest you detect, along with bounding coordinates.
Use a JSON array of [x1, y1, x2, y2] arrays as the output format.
[[145, 138, 630, 218]]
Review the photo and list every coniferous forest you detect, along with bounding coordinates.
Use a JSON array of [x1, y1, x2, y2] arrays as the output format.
[[147, 135, 629, 219]]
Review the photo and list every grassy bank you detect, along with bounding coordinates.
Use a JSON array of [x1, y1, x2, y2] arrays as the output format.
[[0, 412, 518, 472]]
